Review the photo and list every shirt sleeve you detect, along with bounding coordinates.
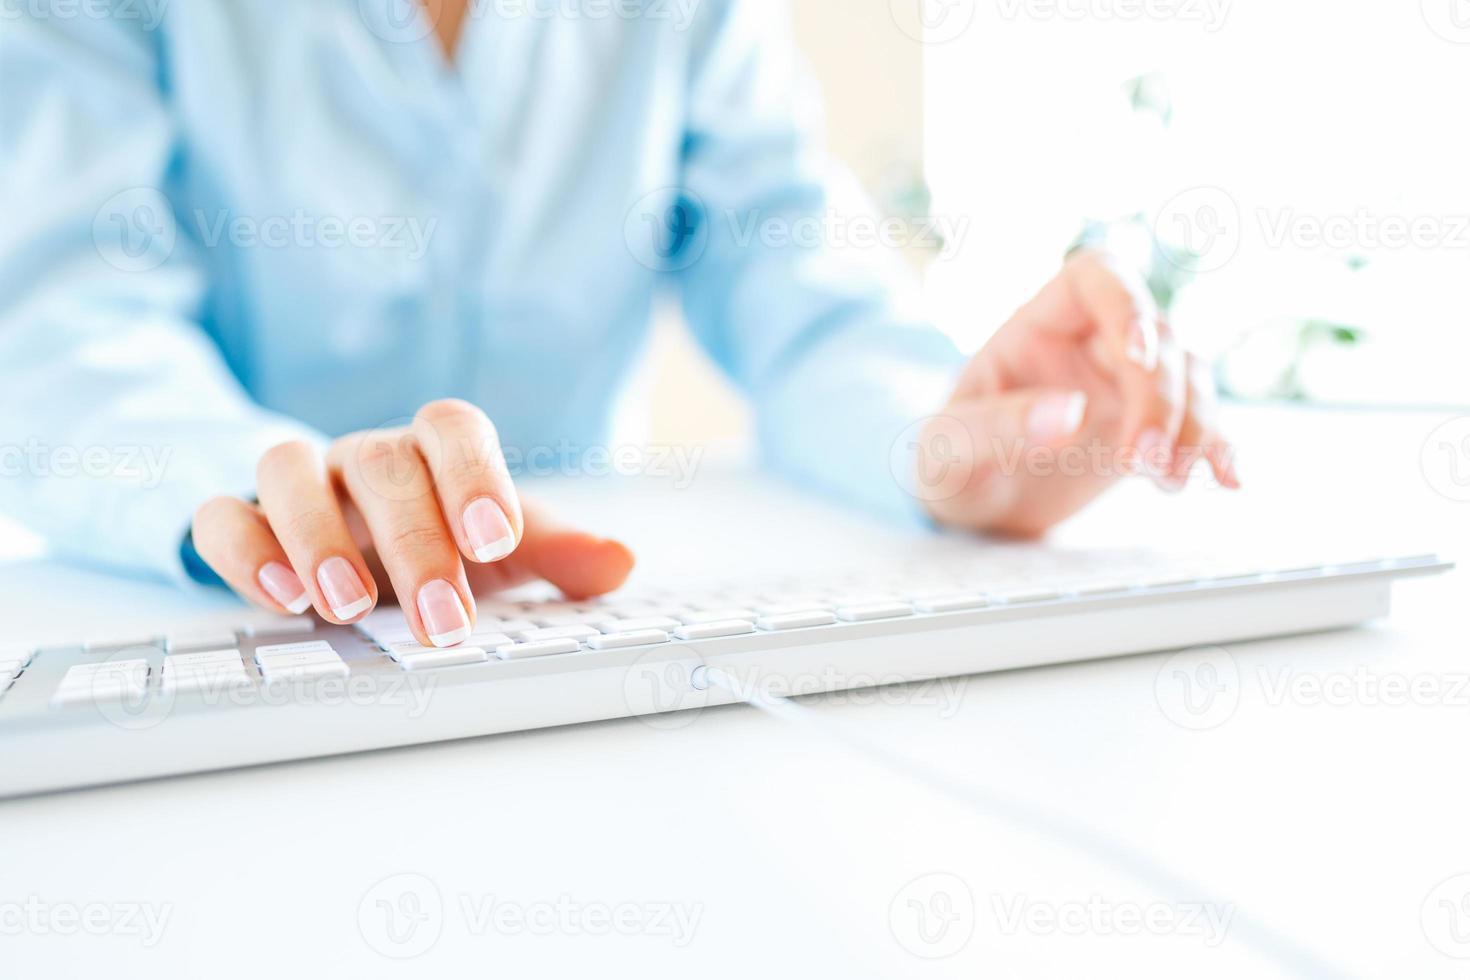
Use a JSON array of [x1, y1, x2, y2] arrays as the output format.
[[672, 0, 967, 525], [0, 12, 324, 585]]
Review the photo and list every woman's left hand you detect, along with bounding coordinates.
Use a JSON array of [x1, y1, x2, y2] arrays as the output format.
[[918, 249, 1240, 536]]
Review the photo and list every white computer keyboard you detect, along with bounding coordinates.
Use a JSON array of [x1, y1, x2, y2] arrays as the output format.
[[0, 545, 1450, 797]]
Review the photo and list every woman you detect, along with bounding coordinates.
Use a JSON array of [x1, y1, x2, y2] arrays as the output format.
[[0, 0, 1235, 649]]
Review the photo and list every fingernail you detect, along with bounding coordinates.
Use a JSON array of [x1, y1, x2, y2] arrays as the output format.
[[463, 497, 516, 563], [258, 561, 311, 614], [1126, 319, 1158, 370], [317, 557, 371, 621], [417, 579, 471, 647], [1026, 392, 1087, 443], [1134, 428, 1174, 480], [1216, 447, 1242, 489]]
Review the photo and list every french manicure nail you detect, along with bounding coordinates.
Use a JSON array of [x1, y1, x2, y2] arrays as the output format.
[[1134, 428, 1173, 479], [1126, 319, 1158, 370], [1026, 392, 1087, 443], [463, 497, 516, 562], [317, 557, 371, 621], [417, 579, 471, 648], [258, 561, 311, 614], [1211, 443, 1242, 488]]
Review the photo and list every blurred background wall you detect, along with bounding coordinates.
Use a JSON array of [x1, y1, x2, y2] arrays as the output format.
[[623, 0, 925, 452], [628, 0, 1470, 453]]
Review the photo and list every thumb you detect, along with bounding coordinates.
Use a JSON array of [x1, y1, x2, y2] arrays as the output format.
[[922, 388, 1088, 527], [501, 497, 635, 599], [955, 387, 1089, 461]]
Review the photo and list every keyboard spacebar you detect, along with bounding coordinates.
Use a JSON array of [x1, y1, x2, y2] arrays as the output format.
[[496, 638, 581, 661]]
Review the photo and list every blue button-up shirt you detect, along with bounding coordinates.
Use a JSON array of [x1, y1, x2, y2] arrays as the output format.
[[0, 0, 963, 582]]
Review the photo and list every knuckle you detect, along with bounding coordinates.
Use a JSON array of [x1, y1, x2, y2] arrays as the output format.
[[442, 449, 501, 486], [415, 398, 484, 430], [281, 506, 340, 545], [257, 439, 316, 483], [191, 495, 245, 552], [355, 434, 410, 474], [383, 519, 447, 559], [349, 433, 431, 498]]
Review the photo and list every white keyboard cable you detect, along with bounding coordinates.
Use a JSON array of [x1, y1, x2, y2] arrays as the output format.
[[692, 664, 1358, 980]]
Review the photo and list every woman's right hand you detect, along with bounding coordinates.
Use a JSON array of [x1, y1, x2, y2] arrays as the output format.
[[189, 399, 635, 648]]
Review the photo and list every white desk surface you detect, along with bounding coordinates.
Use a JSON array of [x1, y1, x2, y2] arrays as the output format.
[[2, 406, 1467, 978]]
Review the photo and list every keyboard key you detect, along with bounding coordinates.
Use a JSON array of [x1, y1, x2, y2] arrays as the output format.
[[390, 646, 488, 670], [54, 661, 150, 705], [673, 620, 755, 640], [63, 659, 151, 678], [988, 588, 1058, 604], [677, 608, 758, 626], [586, 629, 669, 650], [512, 625, 599, 643], [253, 640, 334, 663], [486, 618, 537, 635], [835, 603, 914, 622], [596, 616, 680, 634], [255, 649, 341, 671], [53, 680, 148, 705], [364, 626, 417, 646], [83, 636, 160, 654], [528, 612, 599, 628], [163, 665, 252, 695], [1, 647, 32, 671], [478, 601, 532, 619], [830, 594, 905, 609], [912, 594, 988, 613], [245, 616, 318, 638], [495, 638, 582, 661], [601, 605, 680, 622], [386, 640, 485, 662], [755, 611, 836, 631], [754, 601, 835, 616], [0, 660, 26, 682], [0, 647, 34, 668], [164, 649, 243, 668], [260, 659, 349, 683], [255, 645, 348, 681], [165, 630, 240, 653]]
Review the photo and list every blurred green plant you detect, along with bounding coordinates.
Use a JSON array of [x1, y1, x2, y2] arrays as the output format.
[[1068, 73, 1370, 402]]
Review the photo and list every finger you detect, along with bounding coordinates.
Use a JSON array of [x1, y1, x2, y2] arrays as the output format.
[[332, 428, 475, 648], [256, 440, 377, 624], [1063, 251, 1161, 369], [1017, 251, 1160, 369], [1065, 257, 1189, 457], [191, 496, 312, 614], [495, 498, 635, 600], [1169, 355, 1241, 490], [1124, 323, 1189, 485], [411, 399, 523, 565]]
